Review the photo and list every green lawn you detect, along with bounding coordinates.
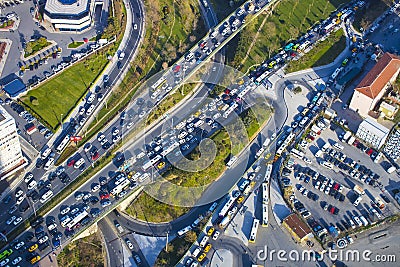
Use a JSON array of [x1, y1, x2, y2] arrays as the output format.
[[227, 0, 351, 72], [20, 53, 109, 130], [24, 38, 52, 57], [286, 28, 346, 73], [126, 100, 272, 222], [67, 41, 84, 49]]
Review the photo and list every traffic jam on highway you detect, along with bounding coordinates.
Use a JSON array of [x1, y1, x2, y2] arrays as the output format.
[[0, 0, 268, 239], [0, 75, 258, 267]]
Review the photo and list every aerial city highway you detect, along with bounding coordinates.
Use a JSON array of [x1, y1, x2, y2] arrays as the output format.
[[0, 0, 399, 266]]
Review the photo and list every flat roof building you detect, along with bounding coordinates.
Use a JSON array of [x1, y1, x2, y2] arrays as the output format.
[[0, 106, 26, 179], [2, 78, 27, 98], [44, 0, 94, 32], [356, 117, 390, 149]]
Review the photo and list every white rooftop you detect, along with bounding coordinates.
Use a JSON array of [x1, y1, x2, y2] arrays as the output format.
[[359, 117, 390, 137], [45, 0, 90, 15]]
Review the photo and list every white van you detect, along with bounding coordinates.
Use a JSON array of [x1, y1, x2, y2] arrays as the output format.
[[333, 142, 344, 150], [192, 246, 201, 257], [44, 157, 54, 170], [199, 236, 209, 247], [40, 190, 53, 203], [41, 147, 52, 159], [226, 156, 237, 168], [320, 161, 333, 169], [74, 158, 85, 169], [353, 196, 362, 207]]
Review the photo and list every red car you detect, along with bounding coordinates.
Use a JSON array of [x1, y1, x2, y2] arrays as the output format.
[[173, 65, 181, 73], [100, 193, 109, 200], [366, 148, 374, 156], [67, 159, 75, 167], [333, 183, 340, 191], [353, 140, 360, 147], [91, 152, 100, 161]]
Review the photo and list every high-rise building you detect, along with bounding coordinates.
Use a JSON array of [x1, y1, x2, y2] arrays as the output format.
[[0, 106, 26, 179]]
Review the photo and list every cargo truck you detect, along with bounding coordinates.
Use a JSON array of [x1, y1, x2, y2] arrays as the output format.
[[114, 221, 124, 233], [342, 131, 352, 142], [353, 185, 365, 195], [347, 136, 356, 145]]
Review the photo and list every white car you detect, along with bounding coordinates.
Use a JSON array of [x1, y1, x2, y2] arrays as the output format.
[[70, 207, 80, 215], [12, 257, 22, 265], [15, 189, 24, 198], [303, 157, 312, 164], [91, 183, 101, 192], [24, 173, 34, 183], [6, 216, 16, 225], [14, 241, 24, 250], [16, 196, 25, 205], [127, 122, 133, 129], [13, 216, 22, 226], [97, 134, 105, 142], [48, 223, 57, 231], [38, 235, 49, 244], [27, 179, 37, 190], [60, 206, 70, 215], [125, 239, 134, 250], [0, 259, 9, 267], [212, 230, 220, 240]]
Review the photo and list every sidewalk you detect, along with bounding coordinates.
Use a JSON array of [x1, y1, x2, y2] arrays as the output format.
[[0, 39, 12, 77]]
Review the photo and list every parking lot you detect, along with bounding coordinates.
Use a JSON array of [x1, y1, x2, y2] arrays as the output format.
[[0, 0, 108, 85], [282, 115, 399, 247]]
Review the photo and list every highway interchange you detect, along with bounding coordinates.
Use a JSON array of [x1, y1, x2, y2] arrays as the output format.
[[1, 0, 400, 267]]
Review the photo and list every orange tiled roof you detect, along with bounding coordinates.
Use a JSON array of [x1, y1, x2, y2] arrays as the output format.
[[355, 53, 400, 99]]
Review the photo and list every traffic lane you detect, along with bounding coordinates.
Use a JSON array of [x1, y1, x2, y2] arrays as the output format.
[[123, 232, 151, 267], [0, 53, 221, 233], [98, 219, 126, 267]]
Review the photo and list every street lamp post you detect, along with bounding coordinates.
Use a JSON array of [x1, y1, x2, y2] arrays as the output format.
[[60, 113, 63, 130]]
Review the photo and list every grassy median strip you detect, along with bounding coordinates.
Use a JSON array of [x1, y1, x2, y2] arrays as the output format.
[[19, 0, 127, 131], [285, 28, 346, 73], [225, 0, 351, 73], [126, 100, 272, 223]]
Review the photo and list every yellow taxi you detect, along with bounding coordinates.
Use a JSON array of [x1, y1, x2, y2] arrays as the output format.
[[30, 255, 41, 264], [249, 181, 256, 188], [28, 243, 38, 252], [157, 161, 165, 169], [127, 171, 134, 179], [204, 243, 212, 253], [207, 227, 215, 236], [197, 253, 207, 262], [237, 195, 244, 204]]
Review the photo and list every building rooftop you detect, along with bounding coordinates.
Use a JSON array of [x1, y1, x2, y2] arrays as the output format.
[[283, 213, 312, 240], [358, 117, 390, 137], [355, 53, 400, 99], [0, 106, 12, 123], [45, 0, 90, 15], [2, 79, 27, 98]]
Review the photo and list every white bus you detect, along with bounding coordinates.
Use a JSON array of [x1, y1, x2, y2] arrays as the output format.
[[66, 210, 89, 230], [223, 102, 238, 118], [249, 218, 260, 243], [142, 155, 162, 171], [151, 76, 166, 90], [218, 195, 237, 217], [254, 70, 271, 85], [264, 164, 272, 183], [226, 156, 237, 168], [237, 86, 251, 98], [110, 178, 130, 196], [44, 157, 54, 171], [262, 183, 269, 204], [61, 216, 72, 228], [56, 135, 70, 153], [262, 204, 269, 227], [40, 190, 53, 203], [290, 148, 304, 159], [161, 142, 179, 157], [177, 225, 192, 237]]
